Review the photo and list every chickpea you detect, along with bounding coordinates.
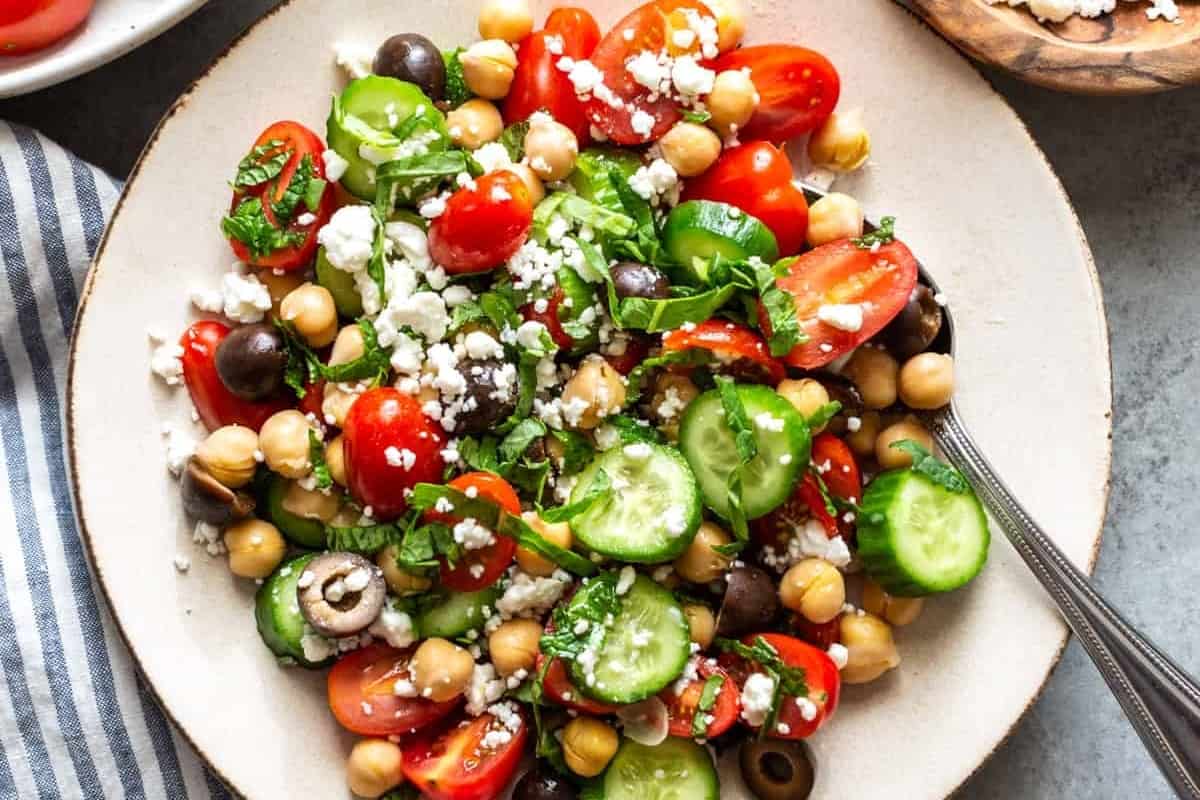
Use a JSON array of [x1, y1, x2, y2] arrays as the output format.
[[447, 99, 504, 150], [839, 612, 900, 684], [488, 619, 542, 677], [281, 480, 341, 522], [506, 162, 545, 205], [224, 519, 286, 579], [561, 355, 627, 430], [326, 434, 348, 487], [875, 419, 934, 470], [329, 324, 366, 366], [779, 559, 845, 624], [673, 521, 733, 584], [706, 69, 757, 136], [376, 545, 433, 595], [862, 579, 925, 627], [323, 381, 362, 428], [683, 603, 716, 649], [517, 511, 573, 577], [845, 410, 881, 458], [806, 193, 864, 248], [194, 425, 259, 488], [346, 738, 404, 799], [410, 637, 474, 702], [524, 118, 579, 181], [259, 410, 313, 479], [703, 0, 746, 53], [658, 122, 722, 177], [650, 372, 699, 440], [255, 268, 305, 317], [460, 39, 517, 100], [842, 347, 898, 410], [561, 717, 619, 778], [776, 379, 830, 430], [280, 283, 337, 348], [807, 109, 871, 173], [477, 0, 533, 42], [899, 353, 954, 410]]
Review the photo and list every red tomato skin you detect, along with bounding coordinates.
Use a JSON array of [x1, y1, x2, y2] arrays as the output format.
[[519, 288, 574, 351], [0, 0, 93, 55], [427, 473, 521, 592], [604, 334, 651, 375], [227, 121, 334, 272], [297, 380, 326, 420], [713, 45, 840, 142], [662, 320, 785, 385], [797, 473, 839, 537], [342, 388, 446, 521], [179, 321, 288, 432], [773, 239, 920, 369], [719, 633, 840, 740], [812, 433, 861, 505], [328, 644, 459, 736], [681, 142, 809, 256], [402, 710, 528, 800], [664, 661, 740, 739], [537, 654, 621, 715], [750, 471, 837, 547], [584, 0, 712, 144], [791, 614, 841, 650], [428, 172, 533, 274], [504, 8, 601, 143]]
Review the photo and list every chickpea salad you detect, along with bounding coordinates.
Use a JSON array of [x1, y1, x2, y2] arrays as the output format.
[[150, 1, 990, 798]]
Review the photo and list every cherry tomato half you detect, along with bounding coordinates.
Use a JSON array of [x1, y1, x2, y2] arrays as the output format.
[[0, 0, 93, 55], [812, 433, 861, 506], [179, 321, 288, 432], [584, 0, 712, 144], [752, 472, 838, 543], [428, 171, 534, 274], [402, 709, 528, 800], [768, 238, 919, 369], [718, 633, 840, 740], [504, 8, 601, 143], [328, 644, 459, 736], [425, 472, 520, 592], [681, 142, 809, 257], [342, 387, 446, 521], [519, 287, 574, 351], [537, 653, 621, 715], [713, 45, 841, 142], [791, 614, 841, 650], [226, 121, 334, 271], [663, 660, 740, 739], [662, 320, 785, 385]]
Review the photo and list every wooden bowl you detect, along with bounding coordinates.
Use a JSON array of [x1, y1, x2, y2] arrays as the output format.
[[911, 0, 1200, 94]]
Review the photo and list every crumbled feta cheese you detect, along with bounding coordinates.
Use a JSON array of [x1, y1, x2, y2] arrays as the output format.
[[464, 330, 505, 360], [827, 643, 849, 670], [495, 568, 570, 618], [630, 109, 656, 138], [442, 285, 475, 307], [150, 341, 185, 386], [562, 58, 605, 95], [740, 673, 777, 726], [670, 55, 715, 98], [192, 521, 225, 557], [616, 565, 637, 595], [466, 663, 506, 716], [173, 554, 190, 573], [626, 50, 671, 95], [628, 159, 679, 206], [161, 423, 196, 476], [213, 269, 272, 324], [322, 149, 350, 182], [793, 520, 852, 567], [300, 630, 336, 663], [333, 41, 375, 79], [622, 442, 653, 461], [418, 192, 449, 219], [817, 303, 864, 333], [472, 141, 514, 174], [795, 696, 818, 722], [454, 518, 496, 551], [318, 205, 376, 272], [368, 603, 416, 649]]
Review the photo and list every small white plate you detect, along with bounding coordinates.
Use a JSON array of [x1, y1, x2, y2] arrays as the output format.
[[0, 0, 208, 99], [69, 0, 1113, 796]]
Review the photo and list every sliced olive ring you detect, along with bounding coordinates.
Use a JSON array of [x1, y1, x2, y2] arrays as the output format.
[[297, 552, 386, 637], [180, 458, 255, 525], [739, 739, 815, 800], [717, 565, 779, 638]]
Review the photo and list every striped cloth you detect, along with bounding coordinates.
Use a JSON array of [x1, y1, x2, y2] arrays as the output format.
[[0, 123, 231, 800]]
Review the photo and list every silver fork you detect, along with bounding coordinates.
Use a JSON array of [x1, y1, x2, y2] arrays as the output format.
[[797, 182, 1200, 798]]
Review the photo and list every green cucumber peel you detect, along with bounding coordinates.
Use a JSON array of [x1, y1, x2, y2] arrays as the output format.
[[890, 439, 971, 494]]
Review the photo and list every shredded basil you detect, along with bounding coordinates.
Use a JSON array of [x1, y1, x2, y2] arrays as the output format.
[[307, 430, 333, 491], [805, 401, 843, 432], [325, 521, 405, 554], [691, 673, 726, 738], [271, 154, 325, 224], [233, 139, 290, 189], [749, 258, 803, 357], [374, 150, 469, 213], [715, 376, 755, 545], [540, 469, 611, 523], [890, 440, 971, 494], [499, 120, 530, 161], [220, 198, 303, 260], [852, 215, 897, 249]]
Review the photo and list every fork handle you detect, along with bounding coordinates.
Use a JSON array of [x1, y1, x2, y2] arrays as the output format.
[[928, 408, 1200, 799]]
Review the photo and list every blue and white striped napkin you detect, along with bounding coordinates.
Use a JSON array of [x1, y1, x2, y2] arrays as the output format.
[[0, 123, 231, 800]]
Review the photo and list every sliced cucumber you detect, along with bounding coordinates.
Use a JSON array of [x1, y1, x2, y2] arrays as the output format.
[[570, 442, 701, 563], [601, 737, 719, 800], [678, 384, 809, 520], [857, 469, 990, 596], [663, 200, 779, 278], [326, 76, 448, 199], [315, 247, 364, 318], [255, 554, 330, 668], [414, 586, 502, 639], [263, 474, 326, 549], [569, 574, 691, 705]]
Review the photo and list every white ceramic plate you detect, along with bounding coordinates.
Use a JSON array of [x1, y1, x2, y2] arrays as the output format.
[[68, 0, 1113, 797], [0, 0, 207, 99]]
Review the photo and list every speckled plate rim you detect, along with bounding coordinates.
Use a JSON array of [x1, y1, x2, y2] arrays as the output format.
[[65, 1, 1113, 796]]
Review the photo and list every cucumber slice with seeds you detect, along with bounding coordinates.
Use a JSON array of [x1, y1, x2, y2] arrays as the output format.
[[678, 384, 809, 520], [857, 469, 990, 596], [663, 200, 779, 282], [569, 574, 691, 705], [601, 737, 719, 800], [570, 442, 701, 563], [414, 586, 502, 639]]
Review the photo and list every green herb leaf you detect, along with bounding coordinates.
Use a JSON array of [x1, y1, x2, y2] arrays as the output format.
[[233, 139, 290, 189], [458, 436, 502, 473], [805, 401, 843, 432], [499, 120, 530, 162], [326, 522, 405, 554], [220, 198, 303, 260], [890, 440, 971, 494], [715, 635, 809, 717], [540, 470, 611, 523], [502, 513, 598, 576], [367, 206, 389, 304], [480, 290, 521, 331], [692, 673, 726, 737], [307, 430, 333, 490], [558, 195, 636, 238], [681, 108, 712, 124], [556, 265, 601, 344], [715, 376, 755, 543], [540, 571, 621, 662], [499, 418, 548, 464], [374, 151, 469, 213], [602, 415, 664, 445], [749, 258, 803, 357], [397, 521, 460, 569], [852, 215, 897, 250], [271, 154, 323, 224], [442, 48, 473, 107], [615, 284, 738, 332], [322, 319, 392, 384], [624, 348, 712, 402]]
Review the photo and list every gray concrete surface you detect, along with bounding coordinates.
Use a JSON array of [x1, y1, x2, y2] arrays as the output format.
[[3, 1, 1198, 796]]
